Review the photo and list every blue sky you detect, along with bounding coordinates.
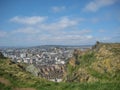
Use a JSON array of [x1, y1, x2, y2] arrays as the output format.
[[0, 0, 120, 46]]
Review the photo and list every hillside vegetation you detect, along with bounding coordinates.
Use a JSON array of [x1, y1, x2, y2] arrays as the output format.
[[65, 43, 120, 86], [0, 42, 120, 90]]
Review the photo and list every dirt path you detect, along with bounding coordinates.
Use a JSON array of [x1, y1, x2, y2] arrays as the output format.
[[0, 77, 10, 86]]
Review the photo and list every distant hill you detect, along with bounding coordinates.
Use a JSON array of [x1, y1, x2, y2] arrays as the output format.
[[29, 45, 92, 49]]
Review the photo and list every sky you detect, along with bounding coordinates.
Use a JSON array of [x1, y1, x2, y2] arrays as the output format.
[[0, 0, 120, 46]]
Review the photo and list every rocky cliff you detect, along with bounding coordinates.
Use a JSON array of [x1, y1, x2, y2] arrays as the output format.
[[65, 42, 120, 83]]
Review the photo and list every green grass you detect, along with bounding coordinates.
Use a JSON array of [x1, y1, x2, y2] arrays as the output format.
[[0, 83, 12, 90], [78, 52, 96, 67], [66, 51, 96, 81], [67, 51, 96, 73], [31, 82, 120, 90]]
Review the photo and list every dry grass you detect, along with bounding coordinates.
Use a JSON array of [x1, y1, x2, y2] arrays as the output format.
[[0, 77, 10, 86]]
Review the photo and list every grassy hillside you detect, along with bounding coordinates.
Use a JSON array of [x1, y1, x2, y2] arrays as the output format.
[[0, 43, 120, 90], [65, 43, 120, 88]]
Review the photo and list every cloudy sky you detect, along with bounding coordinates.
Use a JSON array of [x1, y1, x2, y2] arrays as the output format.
[[0, 0, 120, 46]]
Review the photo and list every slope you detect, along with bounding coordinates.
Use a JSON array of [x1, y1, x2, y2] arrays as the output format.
[[65, 42, 120, 85]]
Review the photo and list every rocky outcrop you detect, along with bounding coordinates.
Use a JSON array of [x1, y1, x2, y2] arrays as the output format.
[[26, 65, 39, 76], [65, 42, 120, 83], [91, 43, 120, 75]]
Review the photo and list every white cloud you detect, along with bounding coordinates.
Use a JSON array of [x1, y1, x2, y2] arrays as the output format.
[[10, 16, 47, 25], [102, 37, 111, 41], [83, 0, 117, 12], [68, 29, 91, 35], [48, 29, 91, 36], [36, 34, 94, 45], [12, 27, 40, 34], [10, 16, 83, 36], [51, 6, 66, 13], [0, 31, 7, 38], [39, 17, 80, 30], [34, 29, 93, 44], [7, 16, 95, 45], [86, 35, 93, 39]]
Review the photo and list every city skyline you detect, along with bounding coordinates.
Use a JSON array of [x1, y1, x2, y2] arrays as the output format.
[[0, 0, 120, 46]]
